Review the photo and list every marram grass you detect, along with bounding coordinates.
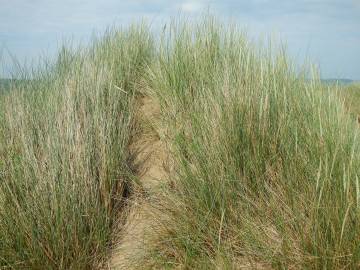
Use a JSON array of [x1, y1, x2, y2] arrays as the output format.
[[0, 25, 153, 269], [143, 18, 360, 269], [0, 17, 360, 270]]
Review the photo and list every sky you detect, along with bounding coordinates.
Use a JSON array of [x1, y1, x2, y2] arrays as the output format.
[[0, 0, 359, 79]]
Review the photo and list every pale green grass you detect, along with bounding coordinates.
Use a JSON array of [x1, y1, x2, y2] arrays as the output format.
[[341, 83, 360, 119], [143, 18, 360, 269], [1, 17, 360, 270], [0, 25, 153, 269]]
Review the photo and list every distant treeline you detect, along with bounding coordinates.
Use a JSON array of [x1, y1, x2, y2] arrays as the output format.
[[1, 78, 357, 91], [321, 78, 355, 85], [0, 78, 12, 90], [0, 78, 30, 92]]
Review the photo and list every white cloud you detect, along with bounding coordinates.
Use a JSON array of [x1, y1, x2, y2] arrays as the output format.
[[180, 1, 204, 12], [0, 0, 359, 79]]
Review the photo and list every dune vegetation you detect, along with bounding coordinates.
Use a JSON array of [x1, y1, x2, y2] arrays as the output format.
[[0, 25, 153, 269], [0, 17, 360, 269], [141, 19, 360, 269], [341, 83, 360, 121]]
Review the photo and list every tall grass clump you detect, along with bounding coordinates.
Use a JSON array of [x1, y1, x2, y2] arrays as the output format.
[[0, 25, 153, 269], [341, 83, 360, 120], [145, 18, 360, 269]]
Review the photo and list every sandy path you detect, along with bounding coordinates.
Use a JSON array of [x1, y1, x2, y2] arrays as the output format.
[[106, 95, 169, 269]]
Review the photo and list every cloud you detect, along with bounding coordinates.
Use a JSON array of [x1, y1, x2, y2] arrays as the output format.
[[180, 1, 204, 12], [0, 0, 359, 79]]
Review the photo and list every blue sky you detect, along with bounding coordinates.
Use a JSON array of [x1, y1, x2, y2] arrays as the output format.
[[0, 0, 359, 79]]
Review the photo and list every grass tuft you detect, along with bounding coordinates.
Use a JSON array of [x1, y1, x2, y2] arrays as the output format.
[[1, 17, 360, 270], [143, 18, 360, 269], [0, 25, 153, 269]]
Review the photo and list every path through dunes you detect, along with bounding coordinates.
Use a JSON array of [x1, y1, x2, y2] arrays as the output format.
[[2, 19, 360, 269], [107, 95, 170, 269]]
